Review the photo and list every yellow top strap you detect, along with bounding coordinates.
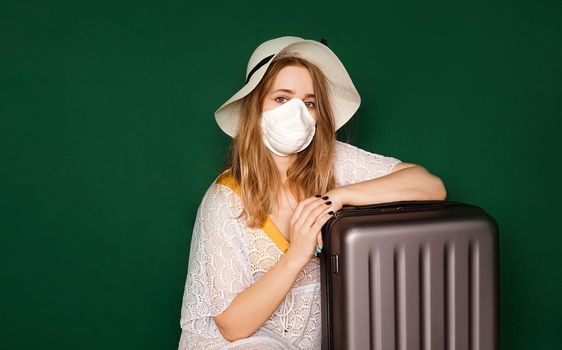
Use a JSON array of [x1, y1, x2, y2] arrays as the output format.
[[216, 173, 290, 253]]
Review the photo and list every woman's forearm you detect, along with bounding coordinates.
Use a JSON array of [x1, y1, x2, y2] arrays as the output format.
[[213, 253, 303, 342], [338, 165, 447, 206]]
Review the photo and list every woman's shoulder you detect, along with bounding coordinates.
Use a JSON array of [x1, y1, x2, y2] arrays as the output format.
[[215, 170, 240, 193], [334, 140, 401, 163], [334, 140, 360, 154], [332, 140, 402, 184], [200, 170, 238, 195], [333, 140, 372, 162], [198, 170, 242, 214]]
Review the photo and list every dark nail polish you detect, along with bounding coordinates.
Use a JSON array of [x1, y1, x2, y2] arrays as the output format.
[[325, 201, 332, 205], [314, 194, 322, 198], [328, 211, 334, 215], [322, 196, 329, 200]]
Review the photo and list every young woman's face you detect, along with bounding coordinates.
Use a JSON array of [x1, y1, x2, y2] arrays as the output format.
[[262, 65, 317, 119]]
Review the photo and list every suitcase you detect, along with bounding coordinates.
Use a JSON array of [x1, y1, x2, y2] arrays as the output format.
[[320, 200, 499, 350]]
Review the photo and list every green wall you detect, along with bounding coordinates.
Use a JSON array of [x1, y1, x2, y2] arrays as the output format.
[[2, 0, 560, 348]]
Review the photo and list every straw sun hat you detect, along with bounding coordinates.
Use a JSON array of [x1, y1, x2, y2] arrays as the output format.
[[214, 36, 361, 137]]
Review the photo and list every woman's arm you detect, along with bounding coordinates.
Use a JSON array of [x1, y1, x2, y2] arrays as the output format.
[[213, 196, 332, 341], [326, 162, 447, 211], [213, 251, 302, 341]]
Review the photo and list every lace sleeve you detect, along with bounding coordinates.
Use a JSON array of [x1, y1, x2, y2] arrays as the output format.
[[179, 183, 252, 337], [333, 141, 402, 186]]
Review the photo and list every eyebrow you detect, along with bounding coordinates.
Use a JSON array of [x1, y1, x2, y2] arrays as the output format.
[[272, 89, 315, 99]]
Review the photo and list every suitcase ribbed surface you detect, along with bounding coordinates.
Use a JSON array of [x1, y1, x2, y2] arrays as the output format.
[[321, 201, 498, 350]]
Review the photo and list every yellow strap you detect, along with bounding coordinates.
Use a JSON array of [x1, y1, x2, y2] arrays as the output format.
[[216, 173, 290, 253]]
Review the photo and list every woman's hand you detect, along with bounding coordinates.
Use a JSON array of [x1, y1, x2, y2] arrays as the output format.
[[322, 186, 348, 214], [312, 186, 349, 248], [284, 196, 334, 269]]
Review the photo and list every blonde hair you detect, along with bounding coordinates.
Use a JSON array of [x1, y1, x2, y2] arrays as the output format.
[[224, 56, 337, 228]]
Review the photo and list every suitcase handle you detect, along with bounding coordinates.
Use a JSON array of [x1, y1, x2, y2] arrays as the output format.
[[340, 200, 463, 213]]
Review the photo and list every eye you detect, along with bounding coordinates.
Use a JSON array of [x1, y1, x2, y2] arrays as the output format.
[[304, 101, 316, 109], [275, 96, 288, 104]]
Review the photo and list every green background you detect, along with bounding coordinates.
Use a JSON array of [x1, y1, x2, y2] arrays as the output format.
[[2, 0, 560, 348]]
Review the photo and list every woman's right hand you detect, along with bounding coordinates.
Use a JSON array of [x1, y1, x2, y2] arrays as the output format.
[[284, 196, 334, 269]]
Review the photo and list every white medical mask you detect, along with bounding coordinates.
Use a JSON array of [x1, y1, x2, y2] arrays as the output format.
[[261, 98, 317, 157]]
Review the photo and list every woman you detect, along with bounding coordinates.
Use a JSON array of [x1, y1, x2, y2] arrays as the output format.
[[178, 36, 446, 349]]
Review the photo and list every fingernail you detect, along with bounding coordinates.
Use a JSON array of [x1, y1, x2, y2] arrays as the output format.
[[314, 194, 322, 198], [325, 201, 332, 205], [322, 196, 329, 200], [328, 211, 334, 215]]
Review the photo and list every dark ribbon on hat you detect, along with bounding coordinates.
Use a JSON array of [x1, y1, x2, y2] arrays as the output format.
[[245, 54, 275, 84], [245, 39, 328, 84]]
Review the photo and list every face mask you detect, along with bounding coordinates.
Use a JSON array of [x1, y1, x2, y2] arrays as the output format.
[[261, 98, 317, 157]]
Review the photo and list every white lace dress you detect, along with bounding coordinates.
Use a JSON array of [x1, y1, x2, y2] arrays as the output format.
[[178, 141, 402, 349]]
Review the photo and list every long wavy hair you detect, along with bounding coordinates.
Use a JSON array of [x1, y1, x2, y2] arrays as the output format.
[[224, 55, 337, 228]]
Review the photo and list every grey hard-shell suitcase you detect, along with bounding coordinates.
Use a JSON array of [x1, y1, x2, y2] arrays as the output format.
[[320, 200, 499, 350]]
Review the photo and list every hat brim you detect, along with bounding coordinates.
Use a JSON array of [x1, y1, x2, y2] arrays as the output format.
[[215, 39, 361, 137]]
